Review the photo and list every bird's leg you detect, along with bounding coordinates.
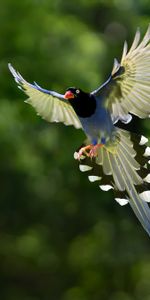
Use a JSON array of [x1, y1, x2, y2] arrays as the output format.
[[76, 143, 103, 160], [77, 144, 93, 160], [89, 143, 103, 158]]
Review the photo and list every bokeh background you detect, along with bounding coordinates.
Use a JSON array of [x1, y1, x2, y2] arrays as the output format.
[[0, 1, 150, 299]]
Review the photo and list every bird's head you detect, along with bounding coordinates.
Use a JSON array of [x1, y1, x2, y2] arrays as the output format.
[[64, 87, 84, 100], [64, 87, 96, 118]]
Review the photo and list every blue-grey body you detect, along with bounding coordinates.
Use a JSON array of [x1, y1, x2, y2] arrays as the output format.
[[79, 96, 115, 145]]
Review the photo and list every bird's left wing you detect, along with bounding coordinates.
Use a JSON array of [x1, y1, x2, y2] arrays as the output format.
[[8, 64, 82, 129], [92, 25, 150, 124]]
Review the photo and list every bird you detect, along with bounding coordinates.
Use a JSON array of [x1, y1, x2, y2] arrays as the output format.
[[8, 25, 150, 236]]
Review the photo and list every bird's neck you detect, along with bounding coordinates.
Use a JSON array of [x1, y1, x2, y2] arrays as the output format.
[[69, 94, 96, 118]]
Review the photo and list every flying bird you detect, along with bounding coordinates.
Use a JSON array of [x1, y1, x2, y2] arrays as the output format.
[[8, 25, 150, 236]]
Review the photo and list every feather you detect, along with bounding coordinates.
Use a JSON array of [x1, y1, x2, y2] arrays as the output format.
[[75, 129, 150, 236], [8, 64, 82, 129], [92, 25, 150, 124]]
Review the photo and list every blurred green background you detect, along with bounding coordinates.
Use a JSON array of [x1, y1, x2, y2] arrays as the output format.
[[0, 0, 150, 299]]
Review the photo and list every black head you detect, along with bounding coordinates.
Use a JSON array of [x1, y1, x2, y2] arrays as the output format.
[[64, 87, 96, 118], [64, 87, 85, 100]]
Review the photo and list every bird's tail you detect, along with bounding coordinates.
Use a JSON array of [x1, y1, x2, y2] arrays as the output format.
[[74, 128, 150, 236]]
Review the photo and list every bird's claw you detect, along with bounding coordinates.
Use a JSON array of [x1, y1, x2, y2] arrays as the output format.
[[76, 144, 103, 160], [89, 144, 102, 158]]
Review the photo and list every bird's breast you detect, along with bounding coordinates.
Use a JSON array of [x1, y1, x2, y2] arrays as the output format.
[[79, 105, 114, 142], [69, 95, 96, 118]]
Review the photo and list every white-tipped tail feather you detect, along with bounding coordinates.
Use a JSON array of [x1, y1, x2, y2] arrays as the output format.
[[75, 129, 150, 236]]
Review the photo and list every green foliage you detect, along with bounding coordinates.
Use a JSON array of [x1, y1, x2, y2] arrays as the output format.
[[0, 0, 150, 299]]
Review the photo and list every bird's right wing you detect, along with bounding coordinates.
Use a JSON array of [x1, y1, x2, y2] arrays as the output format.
[[8, 64, 82, 129], [92, 25, 150, 124]]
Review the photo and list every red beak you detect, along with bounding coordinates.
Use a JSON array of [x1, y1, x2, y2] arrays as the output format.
[[64, 91, 75, 99]]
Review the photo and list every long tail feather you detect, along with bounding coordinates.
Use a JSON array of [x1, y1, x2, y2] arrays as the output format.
[[75, 129, 150, 236]]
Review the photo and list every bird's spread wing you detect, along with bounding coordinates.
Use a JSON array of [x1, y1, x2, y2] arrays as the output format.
[[8, 64, 82, 129], [92, 25, 150, 124]]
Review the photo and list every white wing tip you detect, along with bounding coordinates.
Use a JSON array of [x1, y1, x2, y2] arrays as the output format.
[[115, 197, 129, 206], [99, 184, 114, 191], [139, 135, 148, 145], [144, 174, 150, 183], [8, 63, 24, 85], [79, 165, 93, 172], [88, 175, 101, 182], [122, 114, 132, 124], [112, 58, 120, 76], [139, 191, 150, 202], [144, 147, 150, 157]]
